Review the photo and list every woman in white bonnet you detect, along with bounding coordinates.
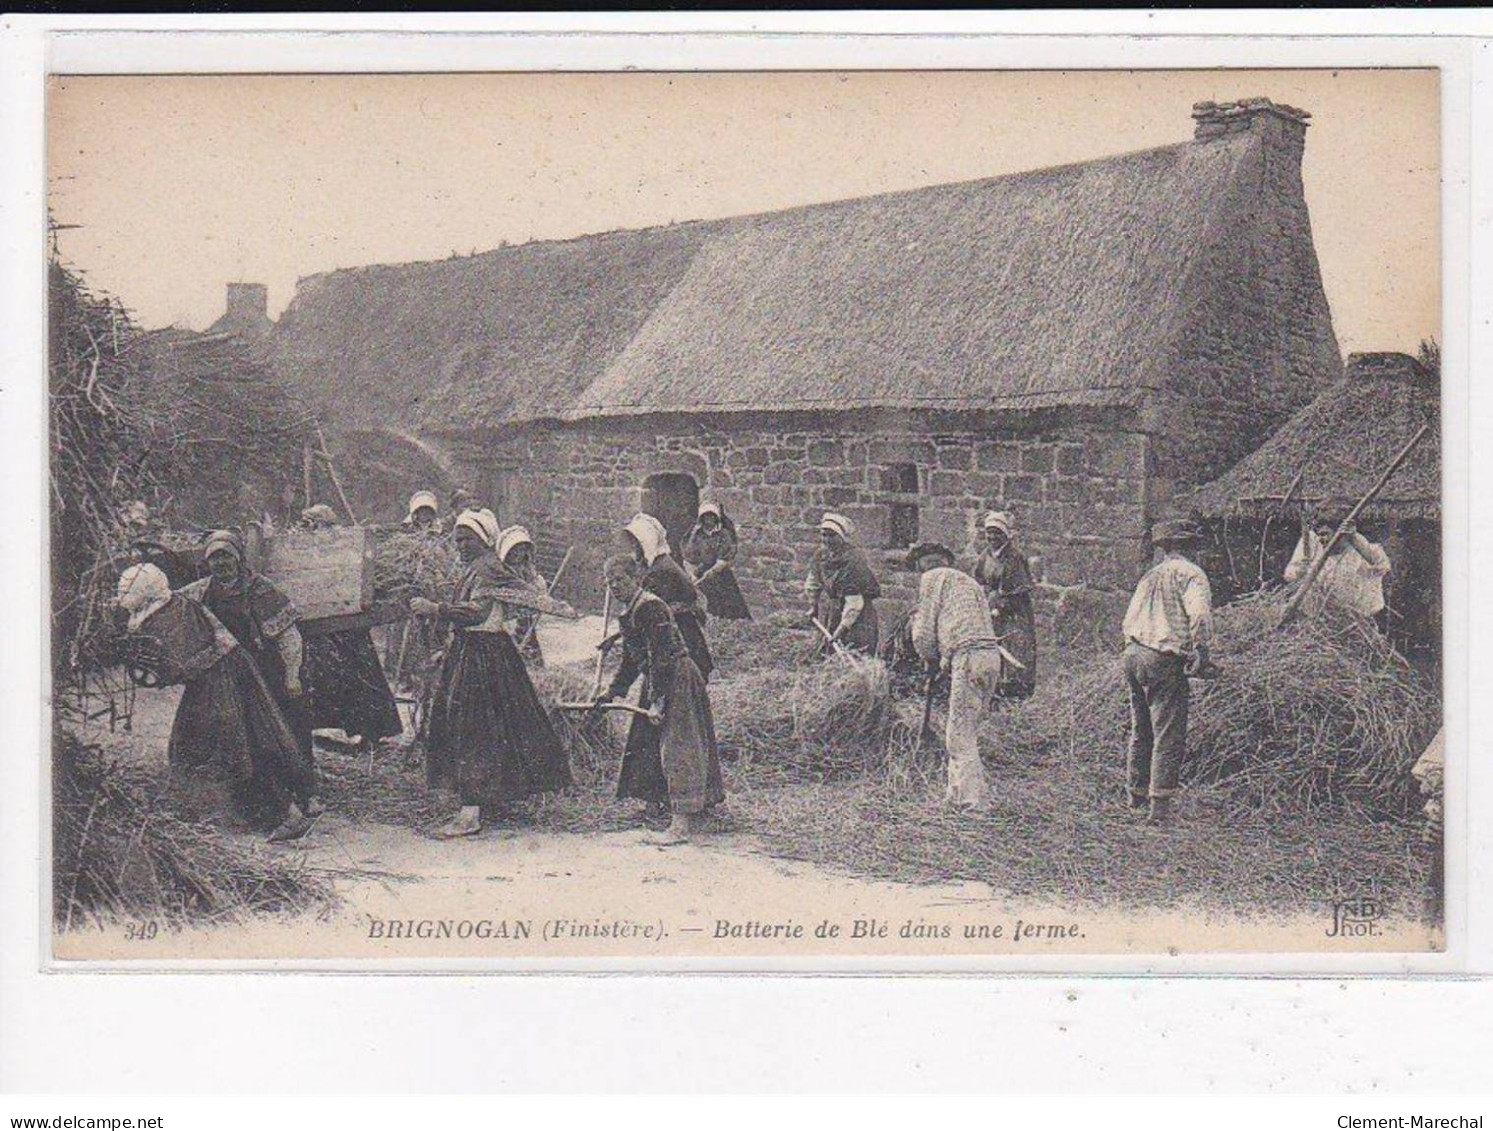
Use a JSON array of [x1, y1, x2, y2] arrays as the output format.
[[621, 512, 714, 681], [682, 502, 752, 621], [497, 524, 548, 667], [410, 508, 571, 838], [973, 509, 1037, 699], [804, 511, 881, 657], [116, 563, 317, 841]]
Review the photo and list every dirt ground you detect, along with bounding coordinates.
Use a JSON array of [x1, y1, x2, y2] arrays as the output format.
[[77, 617, 1004, 950], [59, 614, 1440, 959]]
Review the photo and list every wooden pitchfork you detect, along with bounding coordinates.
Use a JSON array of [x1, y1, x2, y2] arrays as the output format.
[[810, 615, 854, 659], [552, 586, 661, 725]]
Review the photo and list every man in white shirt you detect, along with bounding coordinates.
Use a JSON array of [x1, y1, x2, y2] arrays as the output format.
[[907, 541, 1004, 809], [1283, 519, 1392, 623], [1121, 518, 1215, 826]]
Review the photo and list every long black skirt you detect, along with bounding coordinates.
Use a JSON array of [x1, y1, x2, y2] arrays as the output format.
[[305, 629, 404, 741], [616, 657, 725, 815], [698, 568, 752, 621], [426, 629, 571, 807], [167, 649, 316, 829], [676, 611, 715, 682], [244, 641, 317, 784]]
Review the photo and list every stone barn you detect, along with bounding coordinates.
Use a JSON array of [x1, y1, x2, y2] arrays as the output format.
[[270, 97, 1343, 613]]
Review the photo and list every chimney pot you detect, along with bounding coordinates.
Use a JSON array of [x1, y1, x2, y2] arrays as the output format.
[[1192, 96, 1310, 143]]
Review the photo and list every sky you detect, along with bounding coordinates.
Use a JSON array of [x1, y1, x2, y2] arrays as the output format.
[[47, 69, 1440, 354]]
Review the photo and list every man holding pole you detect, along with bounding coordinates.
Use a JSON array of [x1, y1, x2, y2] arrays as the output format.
[[906, 541, 1005, 811], [1121, 518, 1214, 827], [1284, 517, 1392, 627]]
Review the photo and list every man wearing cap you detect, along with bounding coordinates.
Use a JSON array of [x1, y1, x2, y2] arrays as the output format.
[[907, 542, 1003, 809], [1120, 517, 1215, 826], [300, 503, 340, 529], [973, 510, 1038, 699], [804, 512, 882, 658]]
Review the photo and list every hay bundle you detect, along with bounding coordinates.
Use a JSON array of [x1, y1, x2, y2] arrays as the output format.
[[714, 652, 894, 778], [993, 591, 1440, 816], [53, 731, 333, 929], [371, 530, 461, 601]]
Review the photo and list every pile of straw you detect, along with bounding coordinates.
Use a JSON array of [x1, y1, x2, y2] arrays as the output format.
[[53, 732, 333, 930], [312, 740, 450, 829], [987, 591, 1441, 817], [709, 619, 818, 674], [371, 530, 461, 601], [530, 665, 625, 778], [714, 651, 896, 778], [740, 774, 1434, 914]]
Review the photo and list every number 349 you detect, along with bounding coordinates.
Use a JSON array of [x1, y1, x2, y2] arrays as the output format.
[[124, 920, 159, 941]]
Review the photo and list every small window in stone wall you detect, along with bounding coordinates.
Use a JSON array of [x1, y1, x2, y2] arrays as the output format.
[[880, 462, 920, 548]]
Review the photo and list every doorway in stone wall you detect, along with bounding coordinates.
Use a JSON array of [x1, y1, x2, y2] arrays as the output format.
[[641, 472, 700, 559]]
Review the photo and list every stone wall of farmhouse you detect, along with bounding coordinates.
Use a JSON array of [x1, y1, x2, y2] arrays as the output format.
[[1150, 105, 1341, 491], [450, 416, 1151, 618]]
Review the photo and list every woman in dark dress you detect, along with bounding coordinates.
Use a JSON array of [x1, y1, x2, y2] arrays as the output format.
[[182, 529, 323, 817], [118, 564, 315, 841], [973, 510, 1037, 699], [410, 509, 571, 839], [595, 555, 725, 846], [497, 525, 548, 668], [388, 491, 451, 739], [302, 629, 405, 747], [296, 506, 404, 749], [622, 513, 713, 681], [804, 512, 881, 657], [682, 502, 752, 621]]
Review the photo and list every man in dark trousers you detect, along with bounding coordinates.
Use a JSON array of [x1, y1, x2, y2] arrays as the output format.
[[1120, 518, 1215, 827]]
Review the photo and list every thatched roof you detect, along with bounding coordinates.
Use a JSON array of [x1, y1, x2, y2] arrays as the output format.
[[272, 226, 705, 432], [1184, 353, 1441, 519], [270, 99, 1336, 435], [575, 134, 1259, 418]]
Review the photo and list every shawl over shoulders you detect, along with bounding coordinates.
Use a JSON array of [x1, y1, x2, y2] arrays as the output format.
[[812, 546, 882, 599]]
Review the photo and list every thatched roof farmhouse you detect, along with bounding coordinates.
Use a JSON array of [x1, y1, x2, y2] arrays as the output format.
[[266, 97, 1346, 611]]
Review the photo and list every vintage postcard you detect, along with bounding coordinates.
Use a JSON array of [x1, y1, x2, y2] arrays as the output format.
[[45, 67, 1449, 966]]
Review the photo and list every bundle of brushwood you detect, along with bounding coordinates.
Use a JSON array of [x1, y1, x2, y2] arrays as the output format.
[[48, 260, 157, 694], [986, 590, 1441, 817], [48, 253, 310, 696], [714, 651, 895, 778], [52, 731, 333, 929]]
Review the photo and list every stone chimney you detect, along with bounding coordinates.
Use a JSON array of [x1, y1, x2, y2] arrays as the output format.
[[224, 282, 269, 326], [1192, 97, 1310, 160]]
